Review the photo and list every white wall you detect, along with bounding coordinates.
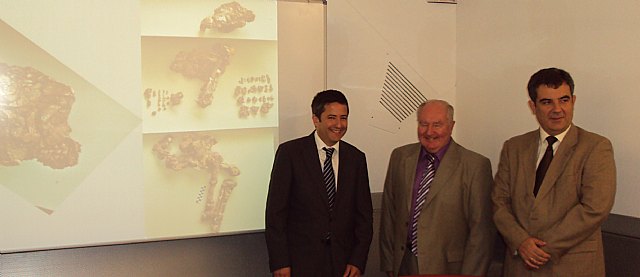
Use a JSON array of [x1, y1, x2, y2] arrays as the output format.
[[457, 1, 640, 218], [327, 0, 639, 217], [327, 0, 456, 192]]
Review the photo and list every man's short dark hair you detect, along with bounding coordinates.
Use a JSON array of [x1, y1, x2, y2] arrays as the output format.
[[311, 89, 349, 119], [527, 67, 575, 102]]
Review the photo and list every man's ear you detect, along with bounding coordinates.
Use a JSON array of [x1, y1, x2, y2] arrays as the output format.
[[312, 114, 320, 125], [528, 100, 536, 115]]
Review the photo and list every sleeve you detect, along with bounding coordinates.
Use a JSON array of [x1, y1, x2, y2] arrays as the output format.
[[379, 149, 398, 272], [541, 138, 616, 261], [347, 152, 374, 273], [492, 141, 532, 253], [264, 145, 293, 272], [461, 157, 497, 276]]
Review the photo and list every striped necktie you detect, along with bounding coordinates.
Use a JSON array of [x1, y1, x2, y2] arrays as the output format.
[[322, 147, 336, 210], [410, 153, 436, 255]]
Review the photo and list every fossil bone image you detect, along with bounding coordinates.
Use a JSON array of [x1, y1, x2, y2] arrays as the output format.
[[0, 63, 81, 169], [143, 88, 184, 116], [200, 1, 256, 33], [152, 132, 240, 232], [234, 74, 274, 118], [170, 44, 234, 108]]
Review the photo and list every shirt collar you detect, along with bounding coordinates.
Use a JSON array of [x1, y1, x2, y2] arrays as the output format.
[[538, 124, 571, 144], [314, 131, 340, 153], [421, 138, 451, 162]]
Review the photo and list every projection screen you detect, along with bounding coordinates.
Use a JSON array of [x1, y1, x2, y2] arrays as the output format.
[[0, 0, 281, 252]]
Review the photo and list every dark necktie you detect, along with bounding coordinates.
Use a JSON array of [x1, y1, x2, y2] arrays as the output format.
[[534, 136, 558, 197], [322, 147, 336, 210], [410, 153, 436, 255]]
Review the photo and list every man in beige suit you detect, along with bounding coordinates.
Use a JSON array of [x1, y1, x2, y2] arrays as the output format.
[[493, 68, 616, 276], [379, 100, 495, 277]]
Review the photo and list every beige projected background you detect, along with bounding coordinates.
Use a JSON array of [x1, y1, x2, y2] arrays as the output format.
[[0, 0, 277, 253]]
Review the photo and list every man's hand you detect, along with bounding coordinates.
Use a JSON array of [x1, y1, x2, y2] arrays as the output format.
[[273, 267, 291, 277], [518, 237, 551, 269], [342, 264, 361, 277]]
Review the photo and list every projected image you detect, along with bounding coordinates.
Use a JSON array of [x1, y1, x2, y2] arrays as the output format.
[[169, 43, 234, 108], [150, 132, 240, 233], [141, 0, 276, 41], [0, 63, 81, 170], [233, 73, 275, 118], [143, 128, 274, 236], [0, 0, 278, 253], [141, 36, 278, 133], [199, 1, 256, 33], [0, 20, 140, 214], [141, 0, 278, 238]]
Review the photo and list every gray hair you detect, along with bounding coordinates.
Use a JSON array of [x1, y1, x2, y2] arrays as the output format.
[[417, 99, 454, 122]]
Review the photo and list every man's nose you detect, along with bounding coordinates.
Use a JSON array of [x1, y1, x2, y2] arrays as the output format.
[[425, 126, 435, 135]]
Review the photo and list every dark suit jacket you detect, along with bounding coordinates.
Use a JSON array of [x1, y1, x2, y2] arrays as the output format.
[[265, 133, 373, 276], [379, 140, 495, 276], [493, 126, 616, 276]]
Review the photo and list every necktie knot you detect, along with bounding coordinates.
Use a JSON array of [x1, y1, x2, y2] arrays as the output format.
[[546, 136, 558, 146], [426, 153, 436, 164], [323, 147, 335, 158]]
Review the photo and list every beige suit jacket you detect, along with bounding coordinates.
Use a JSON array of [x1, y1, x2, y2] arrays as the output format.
[[493, 126, 616, 277], [379, 140, 495, 276]]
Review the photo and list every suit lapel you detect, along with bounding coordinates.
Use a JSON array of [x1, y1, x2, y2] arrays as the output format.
[[403, 144, 421, 212], [522, 132, 540, 198], [335, 145, 351, 205], [534, 126, 578, 202], [424, 140, 460, 207], [301, 133, 330, 210]]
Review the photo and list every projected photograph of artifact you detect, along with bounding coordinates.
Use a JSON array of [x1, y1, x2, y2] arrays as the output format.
[[0, 20, 140, 214], [143, 88, 184, 117], [141, 36, 278, 133], [141, 0, 276, 41], [0, 63, 81, 170], [200, 1, 256, 33], [233, 73, 275, 118], [170, 43, 234, 108], [143, 128, 274, 236]]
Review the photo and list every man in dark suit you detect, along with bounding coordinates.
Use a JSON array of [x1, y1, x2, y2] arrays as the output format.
[[379, 100, 495, 276], [265, 89, 373, 277], [493, 68, 616, 276]]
